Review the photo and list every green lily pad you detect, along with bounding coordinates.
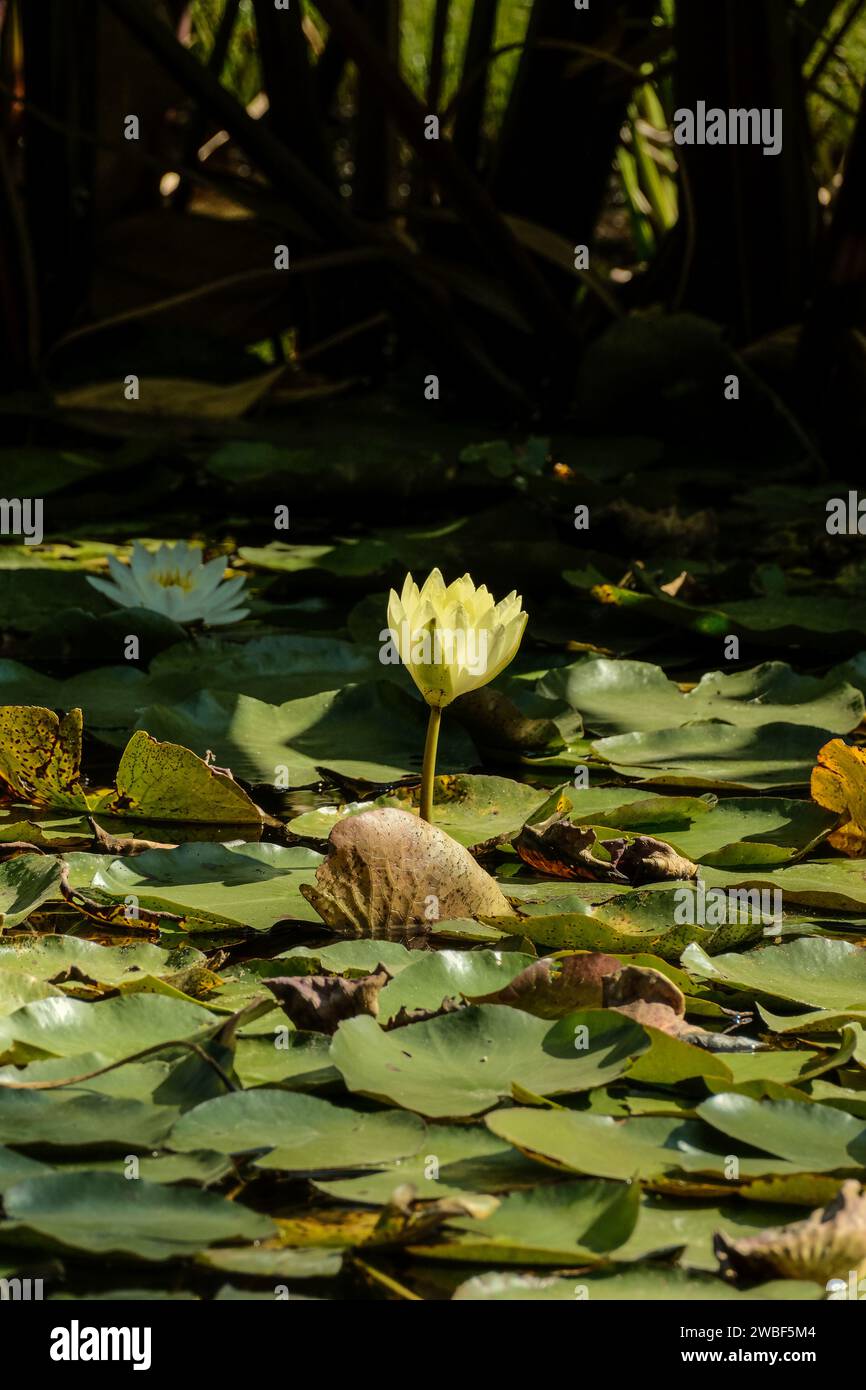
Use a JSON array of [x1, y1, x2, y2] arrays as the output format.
[[234, 1032, 337, 1090], [696, 1094, 866, 1171], [329, 1007, 649, 1117], [169, 1089, 425, 1171], [314, 1124, 547, 1205], [239, 538, 398, 577], [484, 1108, 806, 1180], [60, 1151, 232, 1186], [616, 1194, 807, 1270], [0, 1145, 52, 1191], [0, 1089, 179, 1148], [699, 859, 866, 912], [0, 992, 215, 1062], [377, 949, 535, 1023], [0, 706, 91, 811], [133, 683, 477, 787], [538, 658, 862, 735], [0, 571, 112, 633], [276, 940, 416, 976], [0, 935, 204, 986], [0, 855, 63, 928], [509, 887, 762, 960], [593, 722, 829, 790], [3, 1172, 274, 1259], [97, 730, 264, 823], [69, 842, 323, 932], [288, 775, 548, 849], [149, 634, 380, 704], [414, 1178, 639, 1264], [0, 661, 151, 735], [555, 789, 837, 868], [0, 974, 63, 1019], [681, 938, 866, 1012]]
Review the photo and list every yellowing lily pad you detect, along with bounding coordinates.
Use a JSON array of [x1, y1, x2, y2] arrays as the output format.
[[97, 730, 264, 824], [0, 707, 91, 812], [811, 738, 866, 855]]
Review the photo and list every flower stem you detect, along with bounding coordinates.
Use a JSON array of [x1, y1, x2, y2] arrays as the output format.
[[420, 705, 442, 823]]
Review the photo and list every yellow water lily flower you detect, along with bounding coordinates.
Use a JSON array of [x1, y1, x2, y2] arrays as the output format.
[[387, 569, 527, 709], [386, 569, 527, 821]]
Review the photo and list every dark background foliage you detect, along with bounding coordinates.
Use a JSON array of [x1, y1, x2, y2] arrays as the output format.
[[2, 0, 866, 460]]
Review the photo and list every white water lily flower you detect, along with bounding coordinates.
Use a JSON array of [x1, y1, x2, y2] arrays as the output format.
[[87, 541, 248, 626], [387, 568, 527, 709]]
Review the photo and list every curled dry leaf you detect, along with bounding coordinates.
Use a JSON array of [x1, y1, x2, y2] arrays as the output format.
[[468, 951, 623, 1018], [601, 835, 699, 885], [87, 817, 175, 855], [611, 997, 759, 1051], [265, 967, 392, 1034], [469, 953, 680, 1019], [603, 962, 685, 1015], [300, 807, 512, 938], [514, 815, 629, 883], [715, 1179, 866, 1283], [515, 815, 698, 886], [469, 952, 760, 1051], [811, 738, 866, 855]]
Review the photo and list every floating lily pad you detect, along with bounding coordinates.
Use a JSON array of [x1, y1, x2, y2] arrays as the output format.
[[314, 1124, 546, 1205], [0, 1145, 52, 1191], [0, 662, 151, 735], [97, 730, 264, 823], [484, 1108, 807, 1180], [169, 1089, 425, 1171], [133, 683, 477, 787], [555, 789, 838, 867], [0, 1089, 180, 1148], [616, 1193, 807, 1270], [538, 658, 863, 736], [414, 1178, 640, 1264], [681, 938, 866, 1012], [288, 775, 548, 849], [508, 887, 761, 960], [0, 935, 204, 986], [197, 1245, 342, 1279], [0, 992, 215, 1062], [3, 1172, 274, 1259], [700, 859, 866, 912], [149, 634, 380, 704], [0, 854, 63, 928], [376, 949, 535, 1023], [330, 1006, 649, 1117], [70, 841, 323, 932], [696, 1094, 866, 1172], [0, 707, 91, 811], [593, 722, 829, 791], [233, 1032, 337, 1090]]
